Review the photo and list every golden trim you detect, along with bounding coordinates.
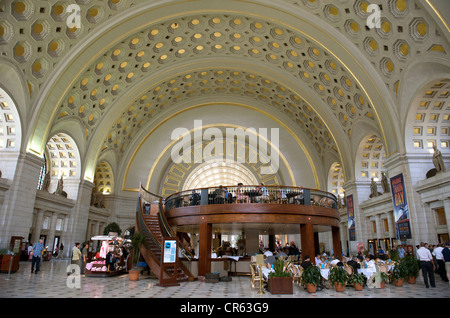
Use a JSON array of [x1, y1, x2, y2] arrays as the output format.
[[30, 1, 402, 179], [149, 123, 291, 193], [425, 0, 450, 33], [121, 103, 321, 192]]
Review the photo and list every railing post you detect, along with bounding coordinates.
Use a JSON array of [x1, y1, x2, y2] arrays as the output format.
[[200, 188, 209, 205], [303, 189, 311, 206]]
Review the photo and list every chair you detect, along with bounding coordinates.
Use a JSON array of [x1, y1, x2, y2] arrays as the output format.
[[249, 264, 264, 288], [378, 263, 388, 274], [344, 264, 354, 276]]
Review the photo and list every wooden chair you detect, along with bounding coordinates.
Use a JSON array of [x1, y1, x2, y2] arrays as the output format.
[[249, 264, 264, 288]]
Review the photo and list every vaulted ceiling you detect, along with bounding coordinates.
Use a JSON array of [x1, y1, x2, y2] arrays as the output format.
[[0, 0, 448, 195]]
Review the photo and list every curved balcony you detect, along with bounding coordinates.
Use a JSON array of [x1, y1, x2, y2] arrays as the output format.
[[164, 185, 340, 229]]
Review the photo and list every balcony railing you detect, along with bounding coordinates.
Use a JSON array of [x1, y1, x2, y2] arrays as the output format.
[[164, 185, 337, 211]]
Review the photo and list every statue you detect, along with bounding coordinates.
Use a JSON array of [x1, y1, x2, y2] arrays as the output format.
[[42, 172, 51, 192], [53, 176, 67, 197], [432, 145, 446, 173], [369, 177, 380, 198], [381, 172, 390, 194], [91, 186, 105, 208]]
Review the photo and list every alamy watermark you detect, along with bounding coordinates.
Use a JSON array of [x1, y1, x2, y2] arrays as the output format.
[[66, 264, 81, 289], [66, 4, 81, 29], [171, 120, 279, 175], [366, 4, 381, 29]]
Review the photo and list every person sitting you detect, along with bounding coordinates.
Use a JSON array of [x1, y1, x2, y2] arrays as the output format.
[[255, 183, 269, 203], [214, 185, 227, 204], [300, 255, 313, 269], [347, 256, 361, 273], [236, 183, 250, 203]]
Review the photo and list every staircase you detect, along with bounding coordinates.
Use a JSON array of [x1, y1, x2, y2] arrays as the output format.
[[135, 185, 194, 283]]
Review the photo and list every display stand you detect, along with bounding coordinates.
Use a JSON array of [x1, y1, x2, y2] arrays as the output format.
[[157, 237, 180, 287]]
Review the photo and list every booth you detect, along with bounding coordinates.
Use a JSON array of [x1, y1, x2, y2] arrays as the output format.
[[85, 235, 128, 277]]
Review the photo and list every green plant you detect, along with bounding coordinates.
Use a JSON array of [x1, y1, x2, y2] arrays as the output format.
[[328, 266, 348, 285], [389, 249, 399, 262], [131, 231, 145, 268], [391, 260, 408, 279], [348, 272, 366, 286], [103, 222, 122, 236], [403, 255, 419, 278], [301, 265, 322, 287], [268, 258, 291, 278]]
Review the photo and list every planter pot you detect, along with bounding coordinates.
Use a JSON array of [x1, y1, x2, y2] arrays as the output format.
[[334, 282, 346, 292], [0, 255, 20, 273], [354, 283, 363, 291], [394, 278, 404, 287], [268, 277, 293, 294], [129, 269, 140, 281], [407, 276, 416, 284], [379, 281, 385, 289], [306, 283, 317, 293]]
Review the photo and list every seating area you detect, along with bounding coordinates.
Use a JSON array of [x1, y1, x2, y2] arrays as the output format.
[[249, 255, 401, 293]]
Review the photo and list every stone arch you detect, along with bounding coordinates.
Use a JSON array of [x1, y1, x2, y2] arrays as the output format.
[[0, 86, 23, 179], [327, 162, 345, 201], [354, 134, 388, 182], [404, 78, 450, 154], [45, 132, 82, 199]]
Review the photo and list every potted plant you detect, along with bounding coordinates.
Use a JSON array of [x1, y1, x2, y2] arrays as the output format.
[[369, 271, 389, 288], [391, 260, 407, 287], [403, 255, 419, 284], [129, 231, 145, 281], [301, 265, 322, 293], [348, 273, 366, 291], [328, 266, 348, 292], [268, 258, 293, 294]]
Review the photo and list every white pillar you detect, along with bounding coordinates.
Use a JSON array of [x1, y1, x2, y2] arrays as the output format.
[[67, 180, 95, 247], [0, 152, 43, 244]]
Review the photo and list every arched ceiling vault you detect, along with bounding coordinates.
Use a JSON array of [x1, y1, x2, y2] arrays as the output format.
[[2, 0, 448, 189]]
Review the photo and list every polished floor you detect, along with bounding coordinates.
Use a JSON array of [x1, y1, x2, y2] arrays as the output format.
[[1, 259, 449, 299]]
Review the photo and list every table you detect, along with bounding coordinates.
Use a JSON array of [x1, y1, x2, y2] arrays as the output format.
[[358, 267, 376, 278], [261, 267, 274, 280]]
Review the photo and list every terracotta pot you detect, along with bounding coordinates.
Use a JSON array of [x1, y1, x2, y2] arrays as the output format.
[[394, 278, 404, 287], [334, 282, 346, 292], [379, 281, 385, 289], [354, 283, 363, 291], [129, 269, 140, 281], [408, 276, 416, 284], [306, 283, 317, 293]]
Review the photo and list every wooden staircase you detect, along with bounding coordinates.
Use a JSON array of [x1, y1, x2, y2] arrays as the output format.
[[139, 213, 192, 282], [135, 185, 194, 283]]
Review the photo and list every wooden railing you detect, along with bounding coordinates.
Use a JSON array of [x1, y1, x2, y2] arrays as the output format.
[[164, 185, 338, 211]]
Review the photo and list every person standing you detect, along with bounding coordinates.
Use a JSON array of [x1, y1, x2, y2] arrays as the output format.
[[398, 244, 405, 260], [31, 238, 44, 274], [70, 243, 82, 275], [416, 242, 436, 288], [81, 243, 89, 275], [442, 242, 450, 285], [433, 243, 448, 282]]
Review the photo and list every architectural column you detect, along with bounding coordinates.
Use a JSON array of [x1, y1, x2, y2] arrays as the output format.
[[47, 213, 58, 252], [332, 226, 342, 258], [375, 214, 383, 241], [198, 222, 212, 277], [387, 211, 396, 241], [445, 199, 450, 237], [66, 180, 95, 248], [300, 223, 315, 263], [0, 152, 43, 245], [30, 209, 44, 245]]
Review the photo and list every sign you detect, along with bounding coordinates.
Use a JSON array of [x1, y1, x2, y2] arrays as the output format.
[[163, 240, 177, 263], [346, 194, 356, 241], [390, 173, 412, 239]]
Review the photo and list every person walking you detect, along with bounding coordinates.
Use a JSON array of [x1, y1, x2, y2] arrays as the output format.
[[416, 242, 436, 288], [31, 238, 44, 274], [433, 243, 448, 282], [69, 243, 82, 275]]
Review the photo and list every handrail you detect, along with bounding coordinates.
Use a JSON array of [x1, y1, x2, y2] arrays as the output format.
[[139, 184, 194, 261], [164, 184, 338, 211]]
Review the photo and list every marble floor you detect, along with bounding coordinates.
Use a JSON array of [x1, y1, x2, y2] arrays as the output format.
[[1, 259, 449, 299]]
